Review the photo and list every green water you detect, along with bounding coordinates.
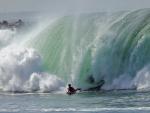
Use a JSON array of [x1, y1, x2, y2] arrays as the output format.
[[26, 9, 150, 90]]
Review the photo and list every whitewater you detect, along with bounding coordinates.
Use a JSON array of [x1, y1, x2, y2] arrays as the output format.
[[0, 9, 150, 113]]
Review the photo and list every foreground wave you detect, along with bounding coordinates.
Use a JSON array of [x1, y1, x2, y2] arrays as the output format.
[[0, 9, 150, 92]]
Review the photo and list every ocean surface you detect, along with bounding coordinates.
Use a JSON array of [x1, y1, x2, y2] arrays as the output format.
[[0, 91, 150, 113]]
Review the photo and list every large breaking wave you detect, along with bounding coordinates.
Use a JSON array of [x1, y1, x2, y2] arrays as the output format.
[[1, 9, 150, 92]]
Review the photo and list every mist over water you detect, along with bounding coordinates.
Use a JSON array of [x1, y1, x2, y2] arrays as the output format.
[[0, 9, 150, 92]]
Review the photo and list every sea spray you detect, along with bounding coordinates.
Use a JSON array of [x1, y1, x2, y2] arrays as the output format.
[[0, 45, 64, 92], [0, 29, 16, 47], [132, 64, 150, 91]]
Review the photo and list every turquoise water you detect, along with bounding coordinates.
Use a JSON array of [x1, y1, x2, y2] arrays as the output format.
[[26, 9, 150, 91], [0, 91, 150, 113]]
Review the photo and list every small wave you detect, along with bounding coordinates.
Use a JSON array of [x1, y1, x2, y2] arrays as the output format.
[[24, 107, 150, 112], [0, 107, 150, 113]]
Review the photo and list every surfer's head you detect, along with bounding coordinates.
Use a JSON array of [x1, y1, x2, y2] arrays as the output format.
[[68, 84, 71, 87]]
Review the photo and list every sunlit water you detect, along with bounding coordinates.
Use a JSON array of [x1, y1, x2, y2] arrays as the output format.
[[0, 91, 150, 113]]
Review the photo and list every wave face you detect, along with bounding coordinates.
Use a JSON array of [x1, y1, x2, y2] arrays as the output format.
[[26, 9, 150, 90], [1, 9, 150, 92]]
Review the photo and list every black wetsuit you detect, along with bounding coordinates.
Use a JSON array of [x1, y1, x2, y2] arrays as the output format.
[[67, 86, 76, 95]]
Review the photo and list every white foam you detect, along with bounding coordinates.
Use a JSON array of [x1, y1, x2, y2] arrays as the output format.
[[133, 64, 150, 91], [28, 107, 150, 112], [28, 72, 64, 92], [0, 107, 150, 112], [101, 64, 150, 91], [103, 74, 134, 90], [0, 45, 64, 92]]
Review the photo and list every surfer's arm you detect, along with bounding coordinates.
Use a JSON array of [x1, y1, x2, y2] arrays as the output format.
[[75, 88, 82, 91]]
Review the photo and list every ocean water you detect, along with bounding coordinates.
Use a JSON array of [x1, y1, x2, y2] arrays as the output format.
[[0, 91, 150, 113], [0, 9, 150, 113]]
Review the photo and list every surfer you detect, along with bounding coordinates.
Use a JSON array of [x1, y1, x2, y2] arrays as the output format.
[[67, 84, 81, 95], [67, 80, 105, 95]]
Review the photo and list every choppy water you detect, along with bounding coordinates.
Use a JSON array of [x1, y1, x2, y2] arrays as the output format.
[[0, 91, 150, 113]]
